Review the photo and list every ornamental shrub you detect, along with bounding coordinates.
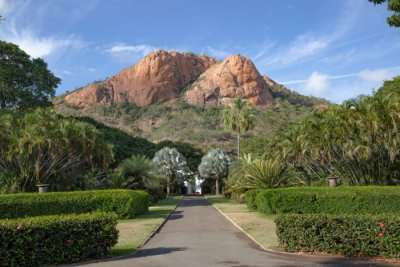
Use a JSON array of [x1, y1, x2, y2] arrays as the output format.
[[244, 189, 261, 210], [253, 186, 400, 215], [0, 189, 150, 219], [0, 212, 118, 266], [275, 214, 400, 257]]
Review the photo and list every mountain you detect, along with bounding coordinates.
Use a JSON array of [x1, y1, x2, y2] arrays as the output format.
[[64, 50, 216, 108], [57, 50, 328, 154], [185, 54, 273, 107]]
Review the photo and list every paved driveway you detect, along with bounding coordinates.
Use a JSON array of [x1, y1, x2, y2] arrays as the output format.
[[77, 197, 392, 267]]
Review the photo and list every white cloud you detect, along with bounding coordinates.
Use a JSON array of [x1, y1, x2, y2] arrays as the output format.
[[358, 69, 393, 82], [206, 46, 230, 59], [0, 0, 12, 14], [275, 35, 328, 66], [304, 72, 330, 96], [62, 70, 72, 75], [280, 66, 400, 102], [2, 29, 84, 58], [0, 1, 86, 59], [106, 44, 157, 58]]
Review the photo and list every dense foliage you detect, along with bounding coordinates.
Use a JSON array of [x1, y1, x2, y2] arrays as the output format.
[[156, 140, 203, 172], [276, 213, 400, 257], [0, 212, 118, 266], [198, 149, 230, 195], [227, 154, 298, 197], [112, 155, 165, 201], [267, 77, 400, 186], [0, 41, 60, 109], [0, 189, 150, 219], [249, 186, 400, 215], [76, 117, 158, 165], [152, 147, 191, 195], [0, 108, 113, 192]]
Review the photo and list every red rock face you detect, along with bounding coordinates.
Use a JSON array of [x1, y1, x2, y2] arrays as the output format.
[[64, 51, 273, 108], [185, 55, 273, 107], [64, 50, 216, 108]]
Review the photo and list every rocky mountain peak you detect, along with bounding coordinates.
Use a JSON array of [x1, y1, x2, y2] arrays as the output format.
[[184, 54, 273, 107]]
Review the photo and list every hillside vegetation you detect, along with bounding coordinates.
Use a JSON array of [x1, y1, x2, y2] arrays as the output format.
[[55, 98, 319, 155]]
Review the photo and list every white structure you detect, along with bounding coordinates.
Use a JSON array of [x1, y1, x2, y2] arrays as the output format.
[[194, 175, 204, 194]]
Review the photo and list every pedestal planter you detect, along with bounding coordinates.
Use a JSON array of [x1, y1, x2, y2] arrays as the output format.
[[328, 176, 338, 187], [36, 184, 50, 193]]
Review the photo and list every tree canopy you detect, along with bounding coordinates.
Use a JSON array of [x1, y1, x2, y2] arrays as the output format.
[[223, 98, 255, 158], [198, 149, 230, 195], [152, 147, 190, 195], [0, 41, 60, 109], [369, 0, 400, 27], [0, 108, 113, 192]]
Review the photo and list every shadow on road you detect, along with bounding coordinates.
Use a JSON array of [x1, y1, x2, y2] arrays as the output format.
[[315, 258, 394, 267], [179, 197, 210, 207], [133, 247, 187, 258]]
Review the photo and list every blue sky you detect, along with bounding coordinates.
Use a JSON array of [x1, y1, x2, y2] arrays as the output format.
[[0, 0, 399, 103]]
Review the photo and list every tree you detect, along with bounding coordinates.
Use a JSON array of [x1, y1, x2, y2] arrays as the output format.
[[0, 108, 113, 192], [223, 98, 255, 158], [198, 149, 230, 195], [0, 41, 60, 109], [369, 0, 400, 27], [152, 147, 190, 196]]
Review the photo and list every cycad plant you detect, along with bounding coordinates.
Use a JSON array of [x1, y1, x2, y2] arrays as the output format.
[[227, 154, 298, 194], [113, 155, 160, 190]]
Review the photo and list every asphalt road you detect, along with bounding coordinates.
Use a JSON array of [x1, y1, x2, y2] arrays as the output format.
[[77, 197, 392, 267]]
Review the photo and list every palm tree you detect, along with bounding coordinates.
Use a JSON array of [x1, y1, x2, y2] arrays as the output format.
[[223, 98, 255, 158]]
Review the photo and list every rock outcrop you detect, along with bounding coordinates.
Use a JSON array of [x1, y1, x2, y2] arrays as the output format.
[[64, 50, 217, 108], [64, 51, 275, 109], [184, 55, 273, 107]]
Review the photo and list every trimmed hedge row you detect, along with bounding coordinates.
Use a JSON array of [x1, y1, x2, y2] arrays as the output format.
[[0, 212, 118, 266], [244, 189, 260, 210], [275, 214, 400, 257], [0, 189, 150, 219], [252, 186, 400, 215]]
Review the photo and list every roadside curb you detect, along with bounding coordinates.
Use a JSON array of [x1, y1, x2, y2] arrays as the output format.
[[209, 200, 341, 258], [62, 197, 183, 266], [138, 197, 182, 248], [208, 199, 399, 265]]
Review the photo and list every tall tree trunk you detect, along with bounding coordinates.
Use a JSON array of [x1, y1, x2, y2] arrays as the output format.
[[237, 133, 241, 159], [166, 176, 171, 197], [215, 178, 220, 196]]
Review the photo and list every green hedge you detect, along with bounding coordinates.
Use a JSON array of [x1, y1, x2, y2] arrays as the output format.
[[0, 212, 118, 266], [253, 186, 400, 215], [275, 214, 400, 257], [0, 189, 150, 219], [244, 189, 261, 210]]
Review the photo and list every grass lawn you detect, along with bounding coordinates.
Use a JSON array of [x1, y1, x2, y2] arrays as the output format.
[[206, 196, 279, 250], [112, 196, 182, 256]]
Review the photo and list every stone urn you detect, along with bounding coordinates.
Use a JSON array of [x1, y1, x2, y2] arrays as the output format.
[[328, 176, 338, 187], [36, 184, 50, 193]]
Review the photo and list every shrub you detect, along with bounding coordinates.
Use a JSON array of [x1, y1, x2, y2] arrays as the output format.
[[275, 214, 400, 257], [254, 186, 400, 215], [0, 212, 118, 266], [244, 189, 261, 210], [0, 189, 150, 219]]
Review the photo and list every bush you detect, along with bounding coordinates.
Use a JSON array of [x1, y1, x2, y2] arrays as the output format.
[[275, 214, 400, 257], [254, 186, 400, 215], [244, 189, 261, 210], [0, 189, 150, 219], [0, 212, 118, 266]]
